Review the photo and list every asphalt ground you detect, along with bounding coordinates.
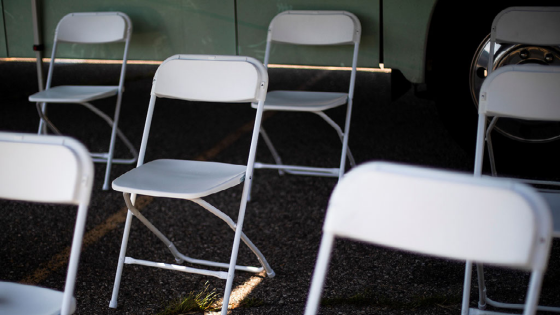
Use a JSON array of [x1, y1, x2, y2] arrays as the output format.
[[0, 60, 559, 314]]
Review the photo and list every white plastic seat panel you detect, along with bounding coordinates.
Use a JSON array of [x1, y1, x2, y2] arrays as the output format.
[[112, 159, 247, 199], [29, 85, 119, 103], [251, 90, 348, 112], [0, 281, 76, 315]]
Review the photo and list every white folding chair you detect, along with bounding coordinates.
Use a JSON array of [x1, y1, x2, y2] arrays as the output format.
[[305, 161, 552, 315], [0, 132, 94, 315], [475, 64, 560, 312], [484, 6, 560, 176], [251, 11, 361, 190], [108, 55, 275, 315], [29, 12, 138, 191], [478, 9, 560, 309]]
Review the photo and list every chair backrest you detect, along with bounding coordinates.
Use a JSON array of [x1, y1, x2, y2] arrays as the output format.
[[325, 162, 552, 270], [488, 7, 560, 74], [45, 12, 132, 90], [268, 11, 361, 46], [152, 55, 268, 103], [55, 12, 131, 44], [479, 64, 560, 121], [136, 55, 268, 174], [305, 161, 552, 315], [0, 131, 93, 315], [0, 132, 93, 204], [263, 10, 361, 98]]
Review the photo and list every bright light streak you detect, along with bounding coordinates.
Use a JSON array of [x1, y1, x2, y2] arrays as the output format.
[[0, 57, 391, 72]]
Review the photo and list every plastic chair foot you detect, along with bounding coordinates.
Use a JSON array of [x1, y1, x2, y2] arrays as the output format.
[[109, 299, 118, 309], [103, 183, 110, 191], [267, 270, 276, 278]]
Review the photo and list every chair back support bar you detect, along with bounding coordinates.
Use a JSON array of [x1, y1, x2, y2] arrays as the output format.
[[268, 11, 360, 46], [479, 65, 560, 121], [0, 133, 93, 205], [153, 55, 268, 103], [325, 162, 552, 270], [492, 7, 560, 46], [56, 12, 130, 44]]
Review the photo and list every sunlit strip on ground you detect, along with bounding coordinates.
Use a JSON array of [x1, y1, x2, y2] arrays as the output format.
[[0, 57, 391, 72], [207, 272, 266, 314]]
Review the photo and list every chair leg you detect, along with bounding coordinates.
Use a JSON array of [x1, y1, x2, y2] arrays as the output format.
[[78, 101, 138, 190], [461, 261, 473, 315], [259, 126, 285, 175], [192, 198, 275, 276], [36, 102, 62, 135], [61, 203, 89, 315], [485, 117, 499, 177], [37, 102, 48, 135], [304, 233, 335, 315], [476, 264, 487, 309], [120, 194, 273, 274], [109, 209, 135, 309], [102, 95, 124, 190], [248, 125, 283, 201], [219, 184, 253, 315], [477, 264, 560, 313], [315, 110, 356, 179]]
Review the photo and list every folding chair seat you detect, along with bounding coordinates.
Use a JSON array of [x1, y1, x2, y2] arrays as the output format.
[[472, 7, 560, 312], [305, 161, 553, 315], [0, 132, 94, 315], [250, 11, 361, 191], [109, 55, 275, 315], [28, 12, 138, 191]]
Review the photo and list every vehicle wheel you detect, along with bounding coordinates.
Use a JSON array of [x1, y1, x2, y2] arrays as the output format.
[[427, 1, 560, 178]]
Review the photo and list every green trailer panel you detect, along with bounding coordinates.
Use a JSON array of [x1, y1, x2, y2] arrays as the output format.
[[236, 0, 380, 68], [3, 1, 33, 58], [4, 0, 236, 60], [0, 1, 7, 57], [383, 0, 436, 83]]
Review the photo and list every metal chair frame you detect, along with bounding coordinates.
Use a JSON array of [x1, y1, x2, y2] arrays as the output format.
[[108, 55, 275, 315], [251, 11, 361, 192], [29, 12, 138, 190]]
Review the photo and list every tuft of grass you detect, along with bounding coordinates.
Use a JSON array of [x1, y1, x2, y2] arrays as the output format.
[[157, 282, 218, 315]]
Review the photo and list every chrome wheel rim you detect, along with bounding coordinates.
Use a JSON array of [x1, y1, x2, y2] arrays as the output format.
[[469, 34, 560, 143]]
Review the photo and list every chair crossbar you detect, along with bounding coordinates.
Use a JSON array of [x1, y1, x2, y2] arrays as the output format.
[[468, 308, 524, 315], [90, 155, 137, 164], [485, 297, 560, 313], [253, 162, 340, 177], [124, 257, 229, 279], [122, 193, 274, 276]]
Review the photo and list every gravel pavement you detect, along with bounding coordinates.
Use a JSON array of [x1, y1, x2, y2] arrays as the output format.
[[0, 61, 559, 314]]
